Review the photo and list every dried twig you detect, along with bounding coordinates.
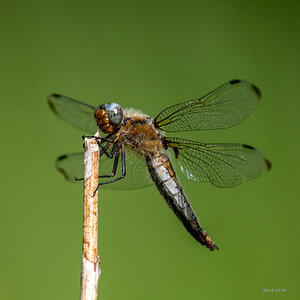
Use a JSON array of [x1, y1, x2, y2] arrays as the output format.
[[80, 133, 101, 300]]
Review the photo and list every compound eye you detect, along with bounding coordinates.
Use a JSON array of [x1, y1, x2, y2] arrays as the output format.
[[104, 103, 123, 126]]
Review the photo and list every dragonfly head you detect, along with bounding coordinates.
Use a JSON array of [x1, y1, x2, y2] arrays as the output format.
[[94, 102, 123, 134]]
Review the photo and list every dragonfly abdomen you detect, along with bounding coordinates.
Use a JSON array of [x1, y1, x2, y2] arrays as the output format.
[[146, 154, 218, 251]]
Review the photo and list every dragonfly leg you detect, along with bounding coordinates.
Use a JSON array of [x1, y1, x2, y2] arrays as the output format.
[[95, 145, 126, 191], [98, 146, 120, 179], [82, 134, 119, 158], [83, 134, 116, 144], [74, 143, 118, 181], [98, 141, 116, 159]]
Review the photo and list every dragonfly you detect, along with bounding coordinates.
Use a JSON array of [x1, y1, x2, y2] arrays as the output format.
[[48, 79, 271, 251]]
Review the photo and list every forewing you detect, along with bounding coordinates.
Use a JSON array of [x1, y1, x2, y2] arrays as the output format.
[[165, 138, 271, 188], [56, 146, 153, 190], [48, 94, 99, 134], [154, 80, 261, 132]]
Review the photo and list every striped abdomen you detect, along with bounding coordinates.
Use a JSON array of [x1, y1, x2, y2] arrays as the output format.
[[146, 153, 218, 251]]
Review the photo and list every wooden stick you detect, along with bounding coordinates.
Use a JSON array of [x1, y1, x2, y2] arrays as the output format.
[[80, 133, 101, 300]]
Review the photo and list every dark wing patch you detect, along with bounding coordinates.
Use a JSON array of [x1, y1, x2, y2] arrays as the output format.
[[229, 79, 241, 84], [154, 80, 261, 132]]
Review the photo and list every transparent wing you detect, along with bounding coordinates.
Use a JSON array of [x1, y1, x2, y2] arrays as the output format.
[[165, 138, 271, 188], [48, 94, 99, 134], [56, 146, 153, 190], [154, 80, 261, 132]]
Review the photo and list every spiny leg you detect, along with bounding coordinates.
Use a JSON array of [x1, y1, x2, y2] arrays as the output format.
[[98, 145, 120, 179], [83, 134, 116, 144], [75, 141, 117, 181], [99, 142, 116, 159], [96, 145, 126, 190], [82, 134, 118, 159]]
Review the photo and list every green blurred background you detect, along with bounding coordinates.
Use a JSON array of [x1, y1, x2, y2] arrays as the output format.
[[1, 0, 299, 299]]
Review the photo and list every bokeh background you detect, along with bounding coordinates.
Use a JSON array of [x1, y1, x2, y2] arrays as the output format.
[[1, 1, 299, 299]]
